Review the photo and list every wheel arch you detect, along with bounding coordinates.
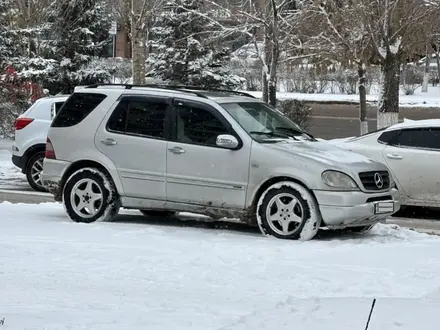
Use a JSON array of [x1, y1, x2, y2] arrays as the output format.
[[23, 143, 46, 171], [251, 176, 317, 210], [55, 159, 122, 202]]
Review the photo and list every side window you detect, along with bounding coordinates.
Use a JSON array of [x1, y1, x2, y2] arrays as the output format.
[[51, 101, 65, 119], [377, 130, 399, 145], [52, 93, 106, 127], [107, 97, 168, 139], [176, 103, 230, 147], [394, 128, 440, 149]]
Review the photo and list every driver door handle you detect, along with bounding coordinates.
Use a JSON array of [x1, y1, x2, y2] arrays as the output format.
[[100, 138, 117, 146], [168, 146, 186, 154], [386, 153, 403, 160]]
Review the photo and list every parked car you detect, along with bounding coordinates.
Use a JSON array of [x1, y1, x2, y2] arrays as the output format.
[[41, 84, 400, 240], [330, 119, 440, 208], [11, 95, 69, 191]]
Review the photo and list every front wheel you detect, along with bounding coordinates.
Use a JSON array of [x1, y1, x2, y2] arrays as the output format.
[[62, 168, 120, 223], [26, 152, 48, 192], [257, 181, 321, 240]]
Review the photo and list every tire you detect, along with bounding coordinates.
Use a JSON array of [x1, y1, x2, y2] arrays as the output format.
[[256, 181, 321, 240], [62, 168, 120, 223], [26, 151, 48, 192], [139, 210, 176, 217]]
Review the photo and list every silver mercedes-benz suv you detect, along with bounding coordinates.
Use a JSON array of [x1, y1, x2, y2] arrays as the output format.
[[42, 84, 400, 240]]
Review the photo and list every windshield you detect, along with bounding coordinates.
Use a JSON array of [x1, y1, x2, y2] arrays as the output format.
[[221, 102, 314, 142]]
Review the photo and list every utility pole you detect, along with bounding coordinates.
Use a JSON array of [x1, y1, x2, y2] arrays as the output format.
[[131, 0, 146, 84], [358, 62, 368, 135]]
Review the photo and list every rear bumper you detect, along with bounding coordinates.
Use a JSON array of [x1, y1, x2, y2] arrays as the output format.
[[11, 154, 25, 171], [314, 188, 401, 229], [41, 158, 70, 201]]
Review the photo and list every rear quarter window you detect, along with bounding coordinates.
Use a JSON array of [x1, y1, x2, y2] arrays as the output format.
[[377, 130, 400, 145], [52, 93, 107, 128]]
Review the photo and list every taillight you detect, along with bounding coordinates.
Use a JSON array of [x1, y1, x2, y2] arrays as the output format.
[[15, 117, 34, 130], [45, 137, 56, 159]]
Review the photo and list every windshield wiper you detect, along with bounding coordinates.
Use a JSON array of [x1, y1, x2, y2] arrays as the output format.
[[275, 127, 316, 141], [249, 131, 290, 138]]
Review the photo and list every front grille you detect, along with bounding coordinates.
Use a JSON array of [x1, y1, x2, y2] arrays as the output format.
[[358, 171, 390, 191]]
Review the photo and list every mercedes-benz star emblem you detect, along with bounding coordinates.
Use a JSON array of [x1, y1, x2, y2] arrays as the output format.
[[374, 172, 384, 189]]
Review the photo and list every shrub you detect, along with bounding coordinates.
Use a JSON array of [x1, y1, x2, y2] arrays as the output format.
[[277, 99, 313, 130], [0, 65, 45, 138]]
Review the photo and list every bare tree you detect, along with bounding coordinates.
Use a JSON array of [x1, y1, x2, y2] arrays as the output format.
[[299, 0, 374, 134], [194, 0, 303, 106], [301, 0, 439, 130], [112, 0, 164, 84], [357, 0, 439, 128]]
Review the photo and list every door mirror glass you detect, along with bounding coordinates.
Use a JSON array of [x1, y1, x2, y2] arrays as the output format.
[[216, 134, 239, 149]]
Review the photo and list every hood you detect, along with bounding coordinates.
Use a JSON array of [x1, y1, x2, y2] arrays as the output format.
[[265, 139, 385, 170]]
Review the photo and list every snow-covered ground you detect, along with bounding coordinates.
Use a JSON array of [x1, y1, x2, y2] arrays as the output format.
[[247, 85, 440, 108], [0, 139, 26, 186], [1, 201, 440, 330]]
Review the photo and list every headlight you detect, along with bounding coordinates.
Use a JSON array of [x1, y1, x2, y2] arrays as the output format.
[[321, 170, 359, 190]]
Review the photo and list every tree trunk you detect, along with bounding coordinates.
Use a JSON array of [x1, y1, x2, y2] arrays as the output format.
[[358, 62, 368, 135], [262, 69, 268, 103], [131, 0, 146, 85], [422, 46, 430, 92], [268, 78, 277, 106], [436, 49, 440, 91], [377, 54, 400, 129]]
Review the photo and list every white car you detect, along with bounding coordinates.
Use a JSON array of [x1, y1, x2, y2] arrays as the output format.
[[11, 95, 69, 191], [330, 119, 440, 208]]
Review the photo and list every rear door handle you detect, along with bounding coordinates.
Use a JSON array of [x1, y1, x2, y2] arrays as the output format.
[[386, 153, 403, 160], [168, 146, 186, 154], [100, 138, 117, 146]]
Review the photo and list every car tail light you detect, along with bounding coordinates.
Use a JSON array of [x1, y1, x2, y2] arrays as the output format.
[[15, 117, 34, 130], [45, 137, 56, 159]]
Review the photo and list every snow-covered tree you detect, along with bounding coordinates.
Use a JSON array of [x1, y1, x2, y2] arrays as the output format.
[[45, 0, 113, 93], [299, 0, 374, 134], [300, 0, 439, 129], [147, 0, 245, 89], [0, 0, 17, 68]]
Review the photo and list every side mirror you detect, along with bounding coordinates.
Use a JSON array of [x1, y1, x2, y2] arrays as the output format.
[[216, 134, 239, 149]]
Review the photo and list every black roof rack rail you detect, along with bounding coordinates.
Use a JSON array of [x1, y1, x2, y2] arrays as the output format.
[[83, 83, 209, 98], [155, 85, 257, 99], [83, 83, 256, 99]]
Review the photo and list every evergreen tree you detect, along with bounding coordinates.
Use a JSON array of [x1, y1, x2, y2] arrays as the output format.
[[46, 0, 113, 93], [0, 0, 16, 68], [147, 0, 244, 89]]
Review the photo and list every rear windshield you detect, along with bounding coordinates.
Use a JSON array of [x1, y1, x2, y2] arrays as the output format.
[[52, 93, 107, 127]]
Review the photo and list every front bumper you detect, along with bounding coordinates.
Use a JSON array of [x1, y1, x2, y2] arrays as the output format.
[[314, 188, 401, 229]]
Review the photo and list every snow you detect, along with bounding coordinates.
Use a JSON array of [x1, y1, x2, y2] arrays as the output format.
[[2, 202, 440, 329], [0, 145, 25, 186], [246, 85, 440, 108]]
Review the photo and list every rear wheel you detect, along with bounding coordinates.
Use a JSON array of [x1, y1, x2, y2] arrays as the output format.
[[25, 151, 47, 192], [140, 210, 176, 217], [63, 168, 120, 223]]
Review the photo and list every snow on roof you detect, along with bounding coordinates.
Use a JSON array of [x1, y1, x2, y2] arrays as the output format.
[[386, 118, 440, 130]]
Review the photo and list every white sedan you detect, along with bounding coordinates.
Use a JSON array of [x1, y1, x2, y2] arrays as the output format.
[[330, 119, 440, 208]]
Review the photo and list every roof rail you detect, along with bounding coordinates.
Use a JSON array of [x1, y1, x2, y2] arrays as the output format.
[[83, 83, 209, 98], [155, 84, 257, 99], [82, 83, 256, 99]]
